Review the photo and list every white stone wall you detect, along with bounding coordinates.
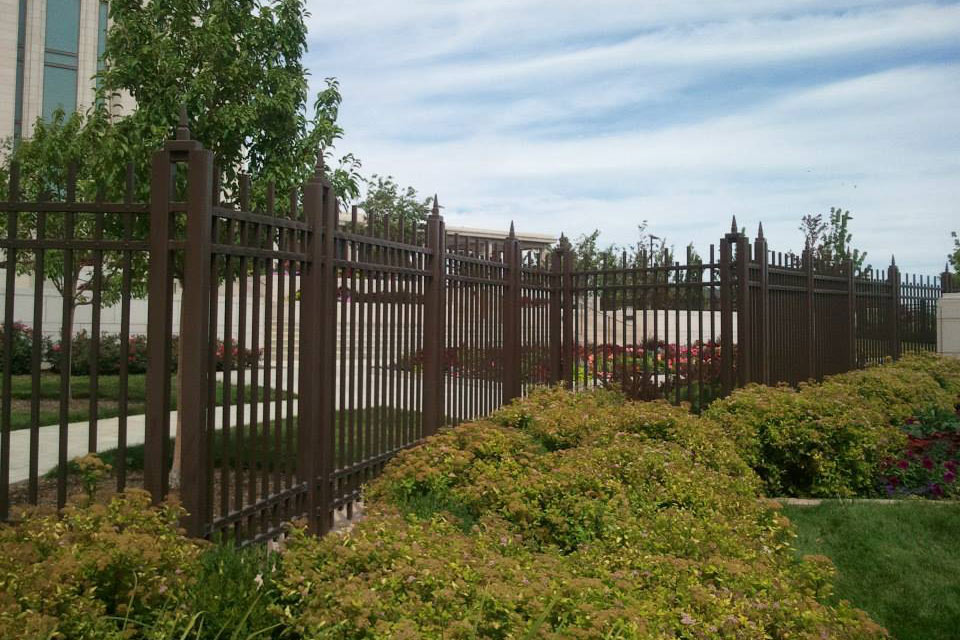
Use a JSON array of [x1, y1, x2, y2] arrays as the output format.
[[938, 293, 960, 359], [0, 0, 18, 142]]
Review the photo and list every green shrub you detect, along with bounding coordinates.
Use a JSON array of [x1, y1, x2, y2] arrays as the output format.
[[489, 385, 751, 478], [887, 352, 960, 398], [813, 362, 956, 426], [705, 383, 904, 497], [0, 491, 203, 639], [277, 390, 887, 638], [0, 323, 35, 375]]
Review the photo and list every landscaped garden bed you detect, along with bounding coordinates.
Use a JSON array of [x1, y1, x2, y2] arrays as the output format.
[[2, 353, 959, 638]]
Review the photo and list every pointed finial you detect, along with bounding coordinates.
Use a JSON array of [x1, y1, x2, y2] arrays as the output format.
[[559, 233, 570, 250], [431, 194, 440, 217], [757, 221, 764, 240], [509, 221, 516, 238], [176, 105, 190, 140], [730, 216, 738, 234], [890, 254, 896, 266]]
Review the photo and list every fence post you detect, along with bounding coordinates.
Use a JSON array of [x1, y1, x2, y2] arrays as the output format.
[[942, 263, 953, 295], [888, 256, 901, 361], [846, 260, 857, 370], [423, 197, 446, 437], [719, 221, 735, 396], [503, 223, 522, 403], [175, 123, 215, 538], [298, 158, 325, 533], [735, 233, 752, 386], [754, 223, 769, 385], [549, 237, 567, 384], [561, 237, 575, 388], [145, 146, 176, 505], [802, 248, 816, 380]]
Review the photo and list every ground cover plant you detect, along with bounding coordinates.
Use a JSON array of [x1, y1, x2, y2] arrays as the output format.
[[784, 501, 960, 640], [0, 388, 890, 639], [704, 353, 960, 497], [278, 388, 885, 638]]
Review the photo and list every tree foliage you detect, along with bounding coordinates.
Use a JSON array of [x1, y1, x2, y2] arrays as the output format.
[[799, 207, 870, 272], [358, 174, 432, 227]]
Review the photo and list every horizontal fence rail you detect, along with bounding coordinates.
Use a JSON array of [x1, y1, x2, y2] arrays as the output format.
[[0, 116, 952, 542]]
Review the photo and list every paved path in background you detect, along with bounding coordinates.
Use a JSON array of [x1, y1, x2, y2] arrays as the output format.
[[9, 398, 299, 484], [7, 364, 508, 483]]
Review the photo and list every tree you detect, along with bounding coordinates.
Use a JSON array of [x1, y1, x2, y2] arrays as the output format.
[[799, 207, 870, 272], [97, 0, 361, 200], [359, 174, 432, 227], [1, 0, 362, 483]]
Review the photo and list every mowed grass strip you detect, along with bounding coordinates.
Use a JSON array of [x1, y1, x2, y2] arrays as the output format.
[[783, 501, 960, 640], [6, 373, 295, 431], [68, 407, 424, 476]]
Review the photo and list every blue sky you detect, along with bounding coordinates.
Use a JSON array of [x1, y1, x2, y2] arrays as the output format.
[[304, 1, 960, 274]]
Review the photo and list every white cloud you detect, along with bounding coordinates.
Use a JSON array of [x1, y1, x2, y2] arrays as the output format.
[[305, 1, 960, 274]]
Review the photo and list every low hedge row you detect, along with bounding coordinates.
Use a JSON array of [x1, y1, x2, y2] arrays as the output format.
[[276, 389, 884, 638], [5, 354, 957, 637], [705, 353, 960, 497]]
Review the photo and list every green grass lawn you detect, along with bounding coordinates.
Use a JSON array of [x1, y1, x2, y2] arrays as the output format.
[[6, 373, 293, 431], [783, 501, 960, 640], [71, 408, 423, 476]]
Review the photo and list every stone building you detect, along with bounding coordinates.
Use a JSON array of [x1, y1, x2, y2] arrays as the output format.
[[0, 0, 134, 142]]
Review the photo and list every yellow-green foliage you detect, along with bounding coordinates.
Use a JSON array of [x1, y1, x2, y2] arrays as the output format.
[[489, 386, 751, 478], [278, 389, 887, 638], [813, 361, 956, 426], [0, 491, 202, 640], [705, 355, 960, 497]]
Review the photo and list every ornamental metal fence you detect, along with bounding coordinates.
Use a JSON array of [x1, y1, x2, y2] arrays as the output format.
[[0, 115, 951, 541]]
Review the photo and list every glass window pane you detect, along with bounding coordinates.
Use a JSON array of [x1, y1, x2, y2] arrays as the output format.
[[42, 65, 77, 119], [44, 0, 80, 53], [97, 2, 108, 69]]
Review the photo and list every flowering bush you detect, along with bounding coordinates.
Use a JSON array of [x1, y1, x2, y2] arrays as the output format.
[[0, 322, 35, 375], [705, 354, 960, 498], [573, 340, 729, 407], [880, 407, 960, 498], [278, 389, 886, 638], [45, 332, 262, 375], [46, 330, 150, 375]]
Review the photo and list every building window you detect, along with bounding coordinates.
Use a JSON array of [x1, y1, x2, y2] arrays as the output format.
[[42, 0, 81, 121], [14, 0, 27, 138], [96, 2, 108, 78]]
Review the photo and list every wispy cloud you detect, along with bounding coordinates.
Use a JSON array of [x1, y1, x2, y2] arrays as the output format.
[[305, 1, 960, 273]]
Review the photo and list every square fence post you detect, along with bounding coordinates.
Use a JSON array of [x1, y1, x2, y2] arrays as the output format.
[[423, 199, 446, 437], [719, 234, 734, 396], [803, 248, 816, 380], [549, 240, 564, 384], [178, 146, 215, 538], [754, 225, 770, 385], [299, 161, 326, 534], [888, 258, 901, 361], [502, 224, 522, 403], [847, 260, 857, 370]]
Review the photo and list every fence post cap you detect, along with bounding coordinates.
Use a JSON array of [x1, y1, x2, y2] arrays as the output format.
[[508, 220, 516, 238], [730, 215, 738, 234], [430, 194, 440, 217], [756, 221, 764, 240]]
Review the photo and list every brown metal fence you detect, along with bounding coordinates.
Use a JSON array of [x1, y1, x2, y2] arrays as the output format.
[[0, 120, 952, 540]]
